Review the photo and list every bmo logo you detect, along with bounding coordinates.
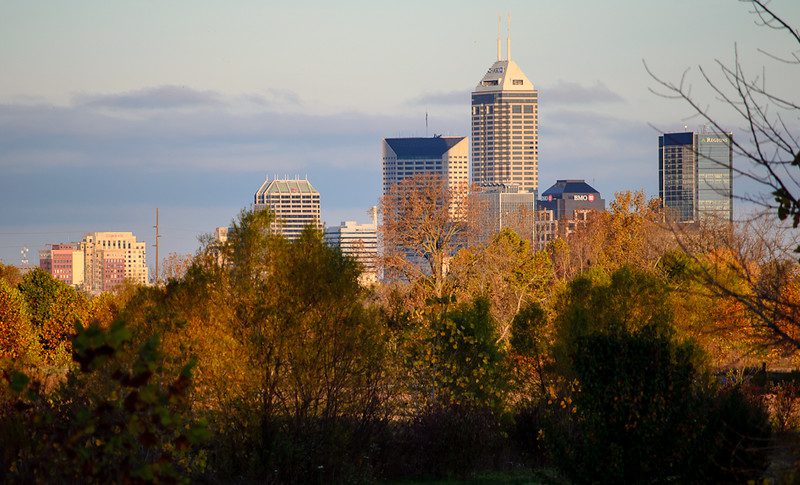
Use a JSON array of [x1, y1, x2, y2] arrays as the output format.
[[573, 194, 595, 201]]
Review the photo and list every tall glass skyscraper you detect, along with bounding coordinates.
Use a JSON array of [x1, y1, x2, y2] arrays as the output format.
[[471, 29, 538, 193], [658, 131, 733, 224]]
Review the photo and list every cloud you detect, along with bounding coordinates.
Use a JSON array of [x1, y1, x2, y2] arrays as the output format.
[[74, 85, 222, 110], [407, 89, 470, 106], [540, 80, 625, 105], [537, 107, 656, 197]]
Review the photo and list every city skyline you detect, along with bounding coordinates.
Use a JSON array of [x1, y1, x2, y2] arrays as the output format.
[[1, 1, 799, 266]]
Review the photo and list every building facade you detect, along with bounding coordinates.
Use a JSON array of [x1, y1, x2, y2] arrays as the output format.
[[381, 136, 469, 216], [254, 178, 322, 240], [537, 179, 606, 245], [324, 209, 378, 285], [472, 183, 536, 242], [471, 36, 538, 192], [659, 131, 733, 224], [81, 232, 148, 293], [39, 243, 84, 287]]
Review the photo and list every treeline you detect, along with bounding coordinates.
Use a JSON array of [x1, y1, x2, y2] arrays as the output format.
[[1, 194, 798, 483]]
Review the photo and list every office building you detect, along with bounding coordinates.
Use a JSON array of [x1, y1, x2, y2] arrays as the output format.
[[537, 179, 605, 243], [659, 131, 733, 224], [324, 208, 378, 285], [471, 23, 538, 192], [254, 178, 322, 240], [472, 183, 536, 242], [81, 232, 148, 293], [39, 243, 84, 287], [381, 136, 469, 216]]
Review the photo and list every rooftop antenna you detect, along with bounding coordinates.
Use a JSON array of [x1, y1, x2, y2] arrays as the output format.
[[506, 13, 511, 61], [497, 15, 501, 61], [425, 111, 429, 137]]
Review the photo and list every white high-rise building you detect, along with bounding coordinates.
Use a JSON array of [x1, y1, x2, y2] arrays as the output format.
[[254, 178, 322, 240], [81, 232, 148, 293], [324, 207, 378, 285], [381, 136, 469, 216], [471, 20, 538, 192]]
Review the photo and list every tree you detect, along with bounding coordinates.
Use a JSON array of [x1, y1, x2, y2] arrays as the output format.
[[17, 268, 88, 366], [645, 1, 800, 355], [1, 321, 208, 483], [381, 173, 465, 299], [451, 229, 554, 344], [0, 280, 40, 364], [546, 266, 771, 483], [647, 1, 800, 227]]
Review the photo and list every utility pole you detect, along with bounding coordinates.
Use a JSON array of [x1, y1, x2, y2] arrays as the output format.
[[154, 208, 160, 285]]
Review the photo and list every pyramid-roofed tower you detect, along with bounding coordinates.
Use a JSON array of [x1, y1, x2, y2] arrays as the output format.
[[471, 23, 539, 193]]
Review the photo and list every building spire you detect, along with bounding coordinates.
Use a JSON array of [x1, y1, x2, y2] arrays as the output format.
[[497, 15, 501, 61], [506, 13, 511, 61]]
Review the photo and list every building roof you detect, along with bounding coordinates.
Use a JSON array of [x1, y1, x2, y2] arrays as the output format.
[[255, 179, 319, 196], [384, 136, 466, 159], [473, 59, 535, 93], [659, 131, 694, 147], [541, 179, 600, 198]]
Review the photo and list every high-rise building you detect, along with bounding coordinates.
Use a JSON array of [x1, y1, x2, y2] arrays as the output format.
[[659, 131, 733, 224], [81, 232, 148, 293], [254, 178, 322, 240], [471, 23, 538, 192], [39, 243, 84, 287], [381, 136, 469, 215], [537, 179, 606, 244], [472, 183, 536, 242], [324, 208, 378, 285]]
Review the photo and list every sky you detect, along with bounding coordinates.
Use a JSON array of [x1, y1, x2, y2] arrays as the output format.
[[1, 0, 799, 269]]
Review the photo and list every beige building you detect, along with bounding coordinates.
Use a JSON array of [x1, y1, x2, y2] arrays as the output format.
[[472, 183, 536, 243], [254, 178, 322, 240], [82, 232, 148, 293], [471, 26, 539, 193]]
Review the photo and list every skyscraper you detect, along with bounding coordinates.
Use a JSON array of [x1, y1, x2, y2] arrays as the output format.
[[471, 19, 538, 192], [254, 178, 322, 240], [381, 136, 469, 215], [658, 131, 733, 224]]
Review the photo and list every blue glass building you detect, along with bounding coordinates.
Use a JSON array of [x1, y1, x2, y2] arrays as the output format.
[[658, 131, 733, 224]]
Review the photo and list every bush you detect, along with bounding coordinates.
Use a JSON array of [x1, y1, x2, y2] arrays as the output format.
[[382, 405, 510, 480]]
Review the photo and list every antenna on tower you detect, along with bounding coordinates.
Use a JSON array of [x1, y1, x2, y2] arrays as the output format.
[[497, 15, 501, 61], [425, 111, 429, 137], [506, 13, 511, 61]]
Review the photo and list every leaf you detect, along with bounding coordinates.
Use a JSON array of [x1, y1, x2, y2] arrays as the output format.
[[9, 371, 29, 393]]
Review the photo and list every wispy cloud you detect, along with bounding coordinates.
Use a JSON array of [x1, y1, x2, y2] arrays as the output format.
[[541, 80, 625, 105], [407, 89, 470, 106], [74, 85, 223, 110]]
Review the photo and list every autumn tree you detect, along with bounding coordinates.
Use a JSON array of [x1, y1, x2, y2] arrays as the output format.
[[566, 190, 670, 275], [0, 280, 40, 364], [381, 173, 465, 299], [451, 228, 554, 344], [646, 1, 800, 354]]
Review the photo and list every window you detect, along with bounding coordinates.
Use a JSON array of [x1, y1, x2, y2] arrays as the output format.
[[513, 79, 524, 85]]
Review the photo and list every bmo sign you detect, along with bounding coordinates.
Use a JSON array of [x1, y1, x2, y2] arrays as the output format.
[[573, 194, 596, 202]]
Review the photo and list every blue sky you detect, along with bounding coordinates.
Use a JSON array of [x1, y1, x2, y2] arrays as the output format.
[[1, 0, 799, 267]]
